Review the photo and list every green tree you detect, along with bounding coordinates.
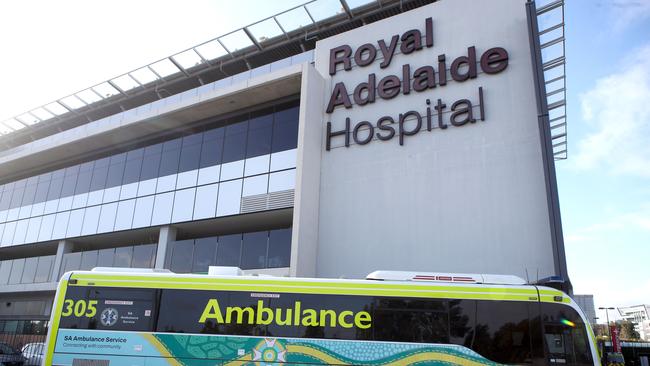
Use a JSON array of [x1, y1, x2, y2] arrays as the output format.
[[618, 320, 640, 340]]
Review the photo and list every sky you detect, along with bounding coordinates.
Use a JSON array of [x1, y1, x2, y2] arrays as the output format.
[[559, 0, 650, 322], [0, 0, 648, 323]]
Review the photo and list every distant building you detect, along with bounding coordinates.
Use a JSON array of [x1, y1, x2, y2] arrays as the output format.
[[574, 295, 597, 325], [618, 305, 650, 341]]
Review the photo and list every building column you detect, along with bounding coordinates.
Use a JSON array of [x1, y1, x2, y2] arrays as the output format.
[[290, 64, 325, 277], [155, 226, 176, 269], [51, 240, 74, 282]]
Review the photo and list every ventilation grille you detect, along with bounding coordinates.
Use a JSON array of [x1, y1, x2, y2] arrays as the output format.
[[72, 359, 109, 366], [241, 189, 294, 213]]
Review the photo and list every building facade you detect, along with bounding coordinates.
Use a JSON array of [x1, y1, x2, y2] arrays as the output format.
[[619, 305, 650, 341], [573, 295, 597, 325], [0, 0, 567, 339]]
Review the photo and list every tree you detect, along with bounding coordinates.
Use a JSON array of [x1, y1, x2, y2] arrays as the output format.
[[618, 320, 640, 340], [592, 323, 609, 339]]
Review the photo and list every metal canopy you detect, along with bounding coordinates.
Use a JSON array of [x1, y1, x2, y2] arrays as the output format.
[[0, 0, 568, 161], [0, 0, 434, 150]]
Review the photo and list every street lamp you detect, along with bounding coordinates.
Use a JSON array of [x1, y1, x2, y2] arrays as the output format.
[[599, 307, 615, 341]]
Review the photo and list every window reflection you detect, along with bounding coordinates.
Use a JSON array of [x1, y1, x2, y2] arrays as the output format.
[[168, 228, 291, 272], [0, 100, 299, 230]]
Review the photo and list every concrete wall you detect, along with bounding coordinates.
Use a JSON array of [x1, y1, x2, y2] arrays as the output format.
[[290, 64, 326, 277], [311, 0, 557, 280]]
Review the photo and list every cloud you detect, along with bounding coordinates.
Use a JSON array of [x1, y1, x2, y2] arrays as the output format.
[[574, 276, 650, 313], [574, 45, 650, 177], [565, 205, 650, 246], [603, 0, 650, 33], [566, 205, 650, 309]]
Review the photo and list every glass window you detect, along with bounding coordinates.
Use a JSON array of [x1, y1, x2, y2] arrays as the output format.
[[216, 179, 242, 216], [156, 289, 229, 334], [0, 260, 12, 285], [74, 169, 92, 195], [110, 152, 127, 165], [105, 160, 126, 189], [470, 300, 534, 364], [73, 162, 94, 195], [14, 178, 27, 189], [90, 158, 110, 191], [542, 303, 593, 365], [8, 258, 25, 284], [60, 166, 80, 197], [151, 192, 174, 225], [246, 111, 273, 158], [21, 183, 37, 206], [171, 188, 195, 223], [38, 214, 56, 242], [60, 286, 157, 332], [241, 231, 268, 269], [9, 187, 25, 209], [448, 299, 476, 346], [46, 177, 64, 200], [38, 172, 52, 182], [267, 228, 291, 268], [114, 246, 133, 267], [0, 189, 12, 210], [159, 138, 181, 176], [80, 161, 94, 172], [140, 154, 161, 181], [267, 292, 373, 340], [272, 104, 299, 153], [3, 181, 15, 192], [192, 237, 217, 273], [3, 320, 18, 333], [222, 119, 248, 163], [34, 179, 51, 204], [90, 167, 109, 192], [34, 255, 54, 283], [97, 248, 115, 267], [94, 156, 110, 169], [141, 144, 162, 180], [80, 250, 98, 270], [122, 148, 144, 185], [179, 134, 202, 173], [200, 128, 224, 168], [97, 203, 118, 233], [170, 240, 194, 273], [193, 183, 218, 219], [60, 252, 82, 276], [156, 290, 268, 337], [132, 196, 155, 228], [82, 207, 101, 235], [21, 257, 38, 284], [132, 244, 156, 268], [26, 176, 39, 186], [216, 234, 241, 266], [51, 168, 65, 180], [373, 298, 449, 344], [66, 209, 84, 237]]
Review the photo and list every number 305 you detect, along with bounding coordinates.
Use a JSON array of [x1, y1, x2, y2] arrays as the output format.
[[61, 300, 98, 317]]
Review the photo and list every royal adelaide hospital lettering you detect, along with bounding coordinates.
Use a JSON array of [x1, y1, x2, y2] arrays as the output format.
[[324, 17, 509, 150]]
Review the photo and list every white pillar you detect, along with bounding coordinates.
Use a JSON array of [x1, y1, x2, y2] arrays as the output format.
[[290, 64, 326, 277], [155, 226, 177, 269], [51, 240, 74, 282]]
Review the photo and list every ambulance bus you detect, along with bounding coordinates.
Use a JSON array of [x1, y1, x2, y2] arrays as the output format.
[[43, 268, 600, 365]]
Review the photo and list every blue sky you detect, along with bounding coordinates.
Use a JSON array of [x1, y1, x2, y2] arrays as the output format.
[[0, 0, 648, 321], [558, 0, 650, 317]]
